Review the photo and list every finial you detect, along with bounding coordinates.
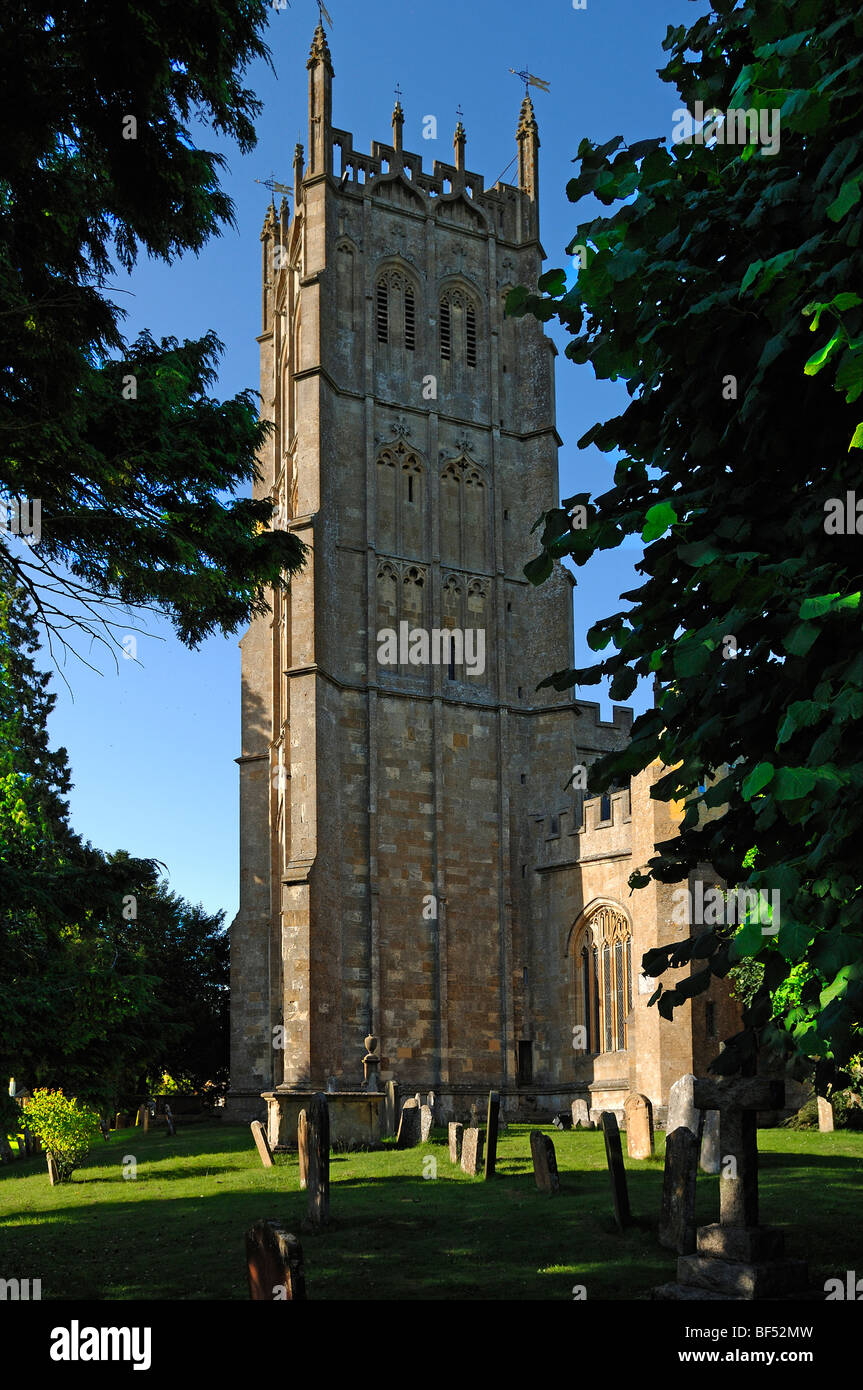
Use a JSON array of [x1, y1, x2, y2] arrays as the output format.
[[392, 85, 405, 153], [454, 106, 466, 172]]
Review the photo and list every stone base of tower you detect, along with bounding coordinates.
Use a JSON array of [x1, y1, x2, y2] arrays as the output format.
[[223, 1090, 269, 1125]]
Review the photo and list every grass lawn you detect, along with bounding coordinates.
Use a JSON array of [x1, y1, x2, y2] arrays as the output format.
[[1, 1122, 860, 1300]]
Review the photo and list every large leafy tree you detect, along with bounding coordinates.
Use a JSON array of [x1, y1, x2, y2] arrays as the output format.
[[0, 577, 228, 1108], [0, 0, 303, 656], [511, 0, 863, 1083]]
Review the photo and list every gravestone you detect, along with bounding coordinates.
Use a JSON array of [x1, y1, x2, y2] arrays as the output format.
[[552, 1112, 572, 1131], [298, 1108, 309, 1189], [305, 1093, 330, 1229], [624, 1092, 654, 1159], [571, 1098, 591, 1130], [47, 1155, 58, 1185], [420, 1104, 433, 1143], [251, 1119, 274, 1168], [700, 1108, 720, 1173], [246, 1220, 306, 1301], [384, 1080, 398, 1136], [414, 1092, 422, 1107], [426, 1090, 436, 1113], [396, 1098, 421, 1149], [469, 1101, 482, 1131], [98, 1119, 110, 1144], [164, 1105, 176, 1137], [667, 1075, 703, 1140], [484, 1091, 500, 1180], [817, 1096, 834, 1133], [140, 1105, 150, 1133], [460, 1127, 484, 1176], [600, 1111, 631, 1230], [654, 1077, 811, 1300], [0, 1134, 13, 1164], [448, 1121, 463, 1164], [529, 1130, 560, 1195], [658, 1127, 700, 1254]]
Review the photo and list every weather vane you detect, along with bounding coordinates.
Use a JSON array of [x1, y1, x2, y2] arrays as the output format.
[[394, 82, 403, 104], [509, 65, 550, 96], [255, 171, 292, 198], [317, 0, 334, 26], [456, 103, 464, 121]]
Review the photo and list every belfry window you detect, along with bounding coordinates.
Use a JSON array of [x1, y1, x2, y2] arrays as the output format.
[[376, 281, 389, 343], [573, 906, 633, 1055], [404, 285, 416, 351], [466, 303, 477, 367], [440, 297, 452, 360]]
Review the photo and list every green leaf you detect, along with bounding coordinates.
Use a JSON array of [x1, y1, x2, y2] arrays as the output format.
[[850, 423, 863, 451], [827, 173, 863, 222], [523, 553, 553, 586], [804, 333, 842, 375], [742, 762, 774, 800], [642, 501, 677, 542], [799, 591, 861, 618]]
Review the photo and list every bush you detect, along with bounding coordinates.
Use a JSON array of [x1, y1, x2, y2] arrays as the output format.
[[22, 1088, 102, 1182]]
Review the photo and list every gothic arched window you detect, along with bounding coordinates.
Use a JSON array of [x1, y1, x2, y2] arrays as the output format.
[[439, 286, 480, 367], [375, 267, 419, 353], [572, 905, 632, 1055]]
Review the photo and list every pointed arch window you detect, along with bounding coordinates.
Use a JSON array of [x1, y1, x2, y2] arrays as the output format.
[[439, 286, 480, 367], [572, 905, 633, 1055], [375, 267, 419, 352]]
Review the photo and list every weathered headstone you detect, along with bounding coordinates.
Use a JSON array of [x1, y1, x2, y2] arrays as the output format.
[[384, 1080, 398, 1136], [530, 1130, 560, 1195], [654, 1077, 811, 1300], [571, 1098, 590, 1130], [817, 1096, 835, 1133], [298, 1108, 309, 1189], [420, 1104, 433, 1143], [667, 1074, 703, 1140], [484, 1091, 500, 1180], [47, 1155, 58, 1186], [306, 1092, 330, 1229], [164, 1105, 176, 1137], [251, 1119, 274, 1168], [600, 1111, 631, 1230], [448, 1121, 463, 1164], [469, 1101, 482, 1131], [246, 1220, 306, 1301], [658, 1126, 700, 1254], [552, 1112, 572, 1131], [426, 1090, 436, 1113], [700, 1108, 720, 1174], [460, 1127, 484, 1176], [396, 1098, 421, 1149], [624, 1092, 654, 1159]]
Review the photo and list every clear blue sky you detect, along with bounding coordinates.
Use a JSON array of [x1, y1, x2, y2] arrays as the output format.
[[45, 0, 696, 920]]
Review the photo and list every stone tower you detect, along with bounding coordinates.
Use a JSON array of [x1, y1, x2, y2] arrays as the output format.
[[227, 25, 632, 1121]]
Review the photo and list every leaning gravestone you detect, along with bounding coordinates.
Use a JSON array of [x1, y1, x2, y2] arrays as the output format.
[[571, 1098, 591, 1130], [47, 1155, 58, 1186], [530, 1131, 560, 1195], [305, 1093, 330, 1230], [297, 1109, 310, 1190], [420, 1104, 433, 1143], [396, 1098, 421, 1149], [667, 1074, 704, 1142], [699, 1108, 721, 1174], [251, 1119, 274, 1168], [658, 1127, 700, 1255], [600, 1111, 631, 1230], [448, 1122, 463, 1164], [484, 1091, 501, 1180], [624, 1092, 654, 1159], [460, 1127, 484, 1176], [384, 1080, 398, 1137], [654, 1077, 810, 1299], [817, 1096, 835, 1133], [246, 1220, 306, 1301]]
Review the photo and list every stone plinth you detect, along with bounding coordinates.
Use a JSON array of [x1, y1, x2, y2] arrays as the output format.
[[263, 1090, 383, 1150]]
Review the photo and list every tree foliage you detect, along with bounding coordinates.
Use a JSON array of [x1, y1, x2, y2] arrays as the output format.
[[0, 577, 229, 1108], [511, 0, 863, 1082], [0, 0, 303, 656]]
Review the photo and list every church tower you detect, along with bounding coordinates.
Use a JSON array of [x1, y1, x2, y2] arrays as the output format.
[[227, 25, 632, 1120]]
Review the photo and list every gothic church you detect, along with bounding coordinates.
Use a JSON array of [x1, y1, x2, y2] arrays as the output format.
[[227, 24, 739, 1126]]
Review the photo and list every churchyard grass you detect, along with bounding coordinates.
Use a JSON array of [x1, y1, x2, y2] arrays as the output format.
[[0, 1123, 860, 1300]]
